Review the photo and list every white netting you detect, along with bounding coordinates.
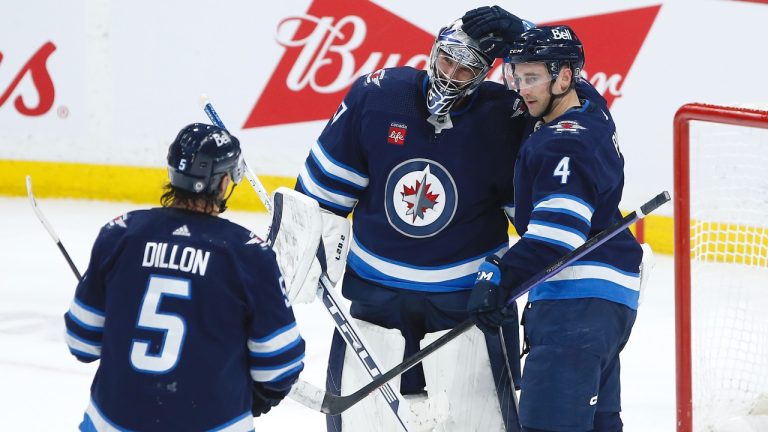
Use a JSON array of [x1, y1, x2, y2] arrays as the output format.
[[688, 115, 768, 431]]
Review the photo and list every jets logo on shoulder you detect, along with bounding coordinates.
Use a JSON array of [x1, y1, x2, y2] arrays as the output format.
[[107, 213, 129, 229], [364, 69, 386, 87], [548, 120, 586, 134], [384, 159, 457, 238]]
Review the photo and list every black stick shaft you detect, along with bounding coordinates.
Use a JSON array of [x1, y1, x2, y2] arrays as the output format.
[[320, 191, 670, 415]]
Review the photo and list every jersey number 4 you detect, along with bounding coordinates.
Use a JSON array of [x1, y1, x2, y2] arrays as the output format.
[[553, 156, 571, 184], [130, 275, 190, 373]]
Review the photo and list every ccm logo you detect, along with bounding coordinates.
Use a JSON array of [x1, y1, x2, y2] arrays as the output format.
[[477, 271, 495, 281]]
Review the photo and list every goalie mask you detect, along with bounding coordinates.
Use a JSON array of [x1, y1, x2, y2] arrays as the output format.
[[426, 20, 493, 117], [167, 123, 244, 195]]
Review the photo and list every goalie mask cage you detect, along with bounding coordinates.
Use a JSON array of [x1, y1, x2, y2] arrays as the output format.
[[675, 103, 768, 432]]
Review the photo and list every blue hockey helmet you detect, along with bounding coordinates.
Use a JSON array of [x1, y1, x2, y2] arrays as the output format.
[[167, 123, 244, 195], [503, 25, 584, 88], [426, 19, 493, 116]]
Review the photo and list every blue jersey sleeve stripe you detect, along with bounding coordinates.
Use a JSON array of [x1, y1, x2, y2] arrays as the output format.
[[523, 233, 578, 251], [309, 149, 367, 191], [66, 311, 104, 333], [574, 260, 641, 278], [65, 331, 102, 357], [312, 140, 369, 188], [527, 220, 587, 243], [249, 334, 303, 358], [298, 166, 358, 210], [85, 399, 129, 432], [69, 298, 105, 329], [532, 206, 591, 225], [250, 354, 305, 382], [533, 194, 594, 220], [296, 177, 353, 213], [266, 364, 305, 384]]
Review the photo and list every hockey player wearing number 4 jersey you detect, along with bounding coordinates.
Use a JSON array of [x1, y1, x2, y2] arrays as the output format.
[[468, 26, 644, 432], [64, 124, 305, 431]]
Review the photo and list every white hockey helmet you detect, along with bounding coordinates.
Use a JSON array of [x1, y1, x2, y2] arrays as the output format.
[[426, 20, 493, 117]]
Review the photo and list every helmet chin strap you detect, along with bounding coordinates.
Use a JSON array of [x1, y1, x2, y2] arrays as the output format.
[[217, 182, 237, 214], [541, 78, 569, 120]]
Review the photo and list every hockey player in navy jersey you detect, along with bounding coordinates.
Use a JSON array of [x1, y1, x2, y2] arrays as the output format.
[[290, 15, 534, 432], [64, 123, 305, 431], [467, 26, 644, 431]]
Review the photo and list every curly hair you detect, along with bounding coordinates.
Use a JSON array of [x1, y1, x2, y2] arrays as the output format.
[[160, 182, 221, 214]]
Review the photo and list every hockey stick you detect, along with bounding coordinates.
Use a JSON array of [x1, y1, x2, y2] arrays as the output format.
[[26, 176, 83, 280], [288, 191, 671, 415], [200, 96, 411, 430]]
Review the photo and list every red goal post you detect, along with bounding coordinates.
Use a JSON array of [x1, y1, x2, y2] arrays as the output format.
[[674, 103, 768, 432]]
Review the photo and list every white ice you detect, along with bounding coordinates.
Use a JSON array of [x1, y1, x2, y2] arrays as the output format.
[[0, 197, 677, 431]]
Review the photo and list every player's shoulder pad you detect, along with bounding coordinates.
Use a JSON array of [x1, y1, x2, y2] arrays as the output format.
[[102, 210, 143, 231], [355, 66, 421, 93], [477, 81, 527, 118]]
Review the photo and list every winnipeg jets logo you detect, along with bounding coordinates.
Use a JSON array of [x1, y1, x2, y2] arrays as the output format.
[[401, 165, 440, 222], [548, 120, 586, 134], [385, 159, 457, 238], [364, 68, 386, 87]]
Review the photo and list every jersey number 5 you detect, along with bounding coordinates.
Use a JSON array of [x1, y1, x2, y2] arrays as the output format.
[[130, 275, 190, 373], [553, 156, 571, 184]]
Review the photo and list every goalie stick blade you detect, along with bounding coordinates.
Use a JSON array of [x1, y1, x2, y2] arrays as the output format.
[[310, 191, 671, 416]]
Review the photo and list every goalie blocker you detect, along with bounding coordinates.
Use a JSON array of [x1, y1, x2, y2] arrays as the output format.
[[267, 188, 351, 303]]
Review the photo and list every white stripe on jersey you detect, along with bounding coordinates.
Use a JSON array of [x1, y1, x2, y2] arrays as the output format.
[[311, 140, 369, 189], [298, 164, 358, 210], [548, 262, 640, 291], [525, 222, 586, 250], [350, 236, 487, 283], [248, 323, 302, 356], [65, 332, 101, 357], [534, 195, 594, 224], [250, 355, 304, 383], [68, 299, 105, 329]]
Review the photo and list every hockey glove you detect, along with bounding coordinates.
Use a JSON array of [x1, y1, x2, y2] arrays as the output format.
[[467, 255, 515, 334], [251, 382, 287, 417], [461, 6, 535, 58]]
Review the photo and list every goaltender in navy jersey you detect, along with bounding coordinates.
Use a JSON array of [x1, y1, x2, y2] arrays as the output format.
[[503, 84, 643, 309], [64, 207, 305, 431], [297, 67, 525, 292]]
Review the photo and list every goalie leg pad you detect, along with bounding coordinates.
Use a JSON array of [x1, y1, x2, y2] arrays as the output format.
[[418, 326, 508, 432], [268, 187, 322, 304], [637, 243, 655, 306], [338, 319, 407, 432]]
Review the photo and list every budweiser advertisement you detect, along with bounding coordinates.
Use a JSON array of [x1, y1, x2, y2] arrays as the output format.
[[245, 0, 661, 128]]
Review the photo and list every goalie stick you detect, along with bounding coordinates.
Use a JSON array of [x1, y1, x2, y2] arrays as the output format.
[[200, 96, 411, 430], [288, 191, 671, 416]]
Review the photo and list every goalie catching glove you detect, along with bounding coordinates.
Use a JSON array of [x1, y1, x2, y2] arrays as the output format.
[[268, 188, 351, 305]]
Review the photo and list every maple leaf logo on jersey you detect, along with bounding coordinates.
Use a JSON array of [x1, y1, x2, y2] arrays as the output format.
[[401, 165, 440, 222], [244, 1, 660, 128], [549, 120, 587, 134], [385, 159, 457, 238]]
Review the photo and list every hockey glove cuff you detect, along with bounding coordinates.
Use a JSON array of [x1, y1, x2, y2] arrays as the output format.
[[251, 382, 287, 417], [467, 255, 516, 334]]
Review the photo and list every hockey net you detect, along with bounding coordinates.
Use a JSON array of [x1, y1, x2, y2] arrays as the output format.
[[675, 104, 768, 432]]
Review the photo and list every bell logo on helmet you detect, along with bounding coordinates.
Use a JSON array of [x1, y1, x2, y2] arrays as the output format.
[[248, 3, 660, 128], [551, 28, 573, 40], [211, 132, 231, 147]]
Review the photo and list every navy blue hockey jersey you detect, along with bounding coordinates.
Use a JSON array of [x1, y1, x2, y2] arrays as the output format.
[[502, 84, 643, 309], [296, 67, 526, 292], [64, 207, 304, 431]]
